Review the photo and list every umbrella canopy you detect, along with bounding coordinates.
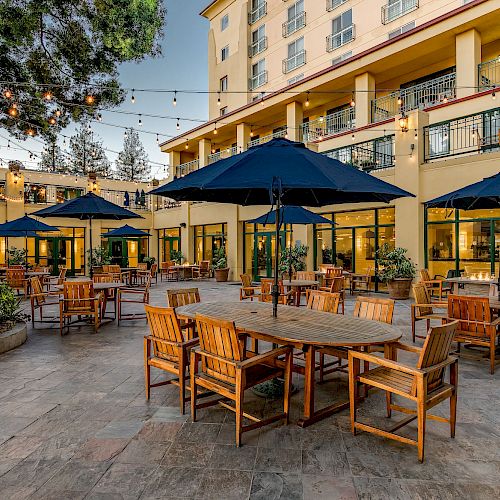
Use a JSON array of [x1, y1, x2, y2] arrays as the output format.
[[0, 215, 59, 233], [248, 205, 336, 225], [150, 138, 414, 206], [425, 172, 500, 210], [102, 224, 150, 238]]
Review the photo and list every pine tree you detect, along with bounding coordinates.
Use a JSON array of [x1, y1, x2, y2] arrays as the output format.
[[115, 129, 151, 181], [68, 125, 111, 177], [39, 141, 69, 173]]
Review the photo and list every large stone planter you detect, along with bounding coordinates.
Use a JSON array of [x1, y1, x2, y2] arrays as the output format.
[[0, 322, 27, 354], [214, 268, 230, 282], [387, 278, 413, 300]]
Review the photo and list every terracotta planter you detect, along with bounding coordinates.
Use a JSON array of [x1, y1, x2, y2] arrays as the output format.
[[214, 268, 230, 282], [387, 278, 413, 299]]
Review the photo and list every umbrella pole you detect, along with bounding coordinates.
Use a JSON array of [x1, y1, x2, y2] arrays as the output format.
[[25, 233, 28, 271], [89, 217, 93, 278], [272, 194, 281, 318]]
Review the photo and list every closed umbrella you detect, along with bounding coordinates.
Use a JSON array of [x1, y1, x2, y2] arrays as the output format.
[[151, 138, 414, 317], [135, 189, 140, 206], [124, 191, 130, 207]]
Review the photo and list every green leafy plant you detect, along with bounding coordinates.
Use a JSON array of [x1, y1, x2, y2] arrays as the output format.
[[170, 250, 184, 265], [279, 245, 308, 276], [7, 247, 27, 267], [0, 283, 30, 333], [212, 246, 228, 270], [142, 256, 156, 269], [87, 247, 111, 269], [376, 243, 416, 283]]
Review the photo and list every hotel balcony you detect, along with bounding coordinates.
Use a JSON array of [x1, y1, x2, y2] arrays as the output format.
[[326, 25, 355, 52], [175, 158, 199, 178], [248, 2, 266, 25], [282, 50, 306, 74], [249, 70, 268, 91], [326, 0, 348, 12], [371, 72, 457, 123], [381, 0, 419, 25], [248, 129, 287, 148], [248, 36, 267, 58], [300, 108, 355, 142], [282, 11, 306, 38], [208, 146, 238, 164], [479, 57, 500, 91], [100, 189, 151, 211]]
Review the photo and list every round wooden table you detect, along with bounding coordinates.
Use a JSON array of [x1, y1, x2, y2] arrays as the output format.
[[176, 301, 401, 427], [282, 279, 319, 306]]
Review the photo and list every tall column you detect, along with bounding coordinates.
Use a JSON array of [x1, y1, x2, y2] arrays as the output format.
[[169, 150, 180, 181], [456, 29, 481, 99], [226, 205, 241, 280], [286, 101, 303, 142], [236, 123, 251, 153], [394, 109, 429, 271], [5, 165, 25, 222], [199, 139, 212, 168], [355, 72, 375, 128], [180, 202, 193, 264]]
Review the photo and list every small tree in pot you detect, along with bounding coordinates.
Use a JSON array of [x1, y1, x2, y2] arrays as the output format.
[[376, 243, 416, 299], [279, 244, 308, 279], [212, 246, 229, 282]]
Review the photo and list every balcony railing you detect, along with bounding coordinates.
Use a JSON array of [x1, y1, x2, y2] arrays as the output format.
[[283, 49, 306, 74], [300, 108, 355, 142], [175, 159, 199, 178], [371, 72, 457, 123], [156, 198, 182, 210], [101, 189, 151, 210], [248, 129, 287, 148], [326, 25, 355, 52], [248, 2, 267, 24], [324, 136, 395, 172], [208, 146, 238, 164], [424, 107, 500, 161], [479, 58, 500, 90], [248, 36, 268, 57], [326, 0, 348, 11], [249, 70, 268, 90], [381, 0, 418, 24], [282, 11, 306, 37]]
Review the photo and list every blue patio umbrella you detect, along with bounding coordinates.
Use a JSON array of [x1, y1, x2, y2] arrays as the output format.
[[124, 191, 130, 207], [102, 224, 150, 238], [150, 138, 414, 316], [135, 189, 140, 206]]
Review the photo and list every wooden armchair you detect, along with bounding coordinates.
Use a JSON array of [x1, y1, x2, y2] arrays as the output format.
[[193, 260, 211, 279], [160, 260, 178, 282], [166, 288, 201, 340], [419, 268, 452, 301], [324, 267, 343, 289], [411, 283, 448, 342], [319, 277, 345, 313], [29, 277, 61, 328], [239, 273, 260, 301], [44, 267, 67, 291], [190, 314, 293, 446], [144, 305, 199, 414], [137, 263, 148, 271], [59, 281, 103, 335], [348, 321, 459, 462], [350, 268, 372, 295], [103, 264, 129, 284], [6, 269, 27, 296], [307, 290, 340, 314], [259, 278, 295, 305], [448, 295, 500, 374], [117, 275, 151, 324]]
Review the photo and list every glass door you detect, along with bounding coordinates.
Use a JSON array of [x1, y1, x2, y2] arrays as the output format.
[[162, 237, 180, 262], [127, 239, 139, 268], [109, 238, 126, 267], [252, 232, 288, 280], [36, 237, 74, 275]]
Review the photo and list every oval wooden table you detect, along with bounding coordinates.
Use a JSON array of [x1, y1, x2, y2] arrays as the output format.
[[176, 301, 401, 427], [282, 279, 319, 306]]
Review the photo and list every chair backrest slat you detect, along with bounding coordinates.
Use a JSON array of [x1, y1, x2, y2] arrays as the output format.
[[329, 277, 345, 293], [420, 269, 432, 282], [326, 267, 343, 278], [93, 273, 114, 283], [7, 269, 25, 288], [30, 277, 45, 305], [145, 305, 184, 361], [166, 288, 200, 308], [63, 281, 94, 313], [412, 283, 433, 316], [307, 290, 340, 314], [240, 273, 252, 288], [296, 271, 316, 281], [447, 295, 492, 338], [353, 296, 394, 324]]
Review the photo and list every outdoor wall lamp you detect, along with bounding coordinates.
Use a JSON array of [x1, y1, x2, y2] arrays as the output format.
[[399, 114, 409, 132], [12, 172, 19, 184], [180, 222, 187, 228]]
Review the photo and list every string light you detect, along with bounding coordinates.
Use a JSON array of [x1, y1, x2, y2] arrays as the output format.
[[217, 92, 221, 106], [7, 140, 10, 148], [414, 129, 418, 140], [493, 90, 496, 100], [351, 133, 355, 141], [176, 118, 180, 130], [55, 109, 61, 117], [442, 95, 448, 103], [213, 123, 218, 135], [397, 96, 402, 105], [156, 133, 159, 144], [8, 106, 17, 117], [185, 139, 189, 149], [43, 91, 52, 101], [172, 91, 177, 107], [350, 93, 355, 107], [138, 114, 142, 126], [85, 94, 95, 105], [131, 90, 136, 104], [4, 89, 13, 99], [97, 113, 102, 121], [48, 117, 56, 125], [26, 128, 35, 136]]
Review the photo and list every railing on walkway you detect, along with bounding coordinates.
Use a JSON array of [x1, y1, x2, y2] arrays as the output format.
[[248, 129, 287, 148], [371, 72, 456, 123], [282, 50, 306, 74], [249, 36, 267, 57], [282, 11, 306, 38], [208, 146, 238, 164], [175, 159, 199, 178], [156, 198, 182, 210], [248, 1, 267, 24], [381, 0, 418, 24], [326, 24, 355, 52], [249, 71, 268, 90], [423, 107, 500, 161], [479, 58, 500, 90], [300, 108, 355, 142], [323, 136, 395, 172]]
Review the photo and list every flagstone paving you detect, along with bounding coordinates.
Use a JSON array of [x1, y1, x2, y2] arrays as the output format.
[[0, 280, 499, 499]]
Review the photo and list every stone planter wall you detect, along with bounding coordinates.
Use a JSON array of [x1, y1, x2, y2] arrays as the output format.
[[0, 322, 27, 354]]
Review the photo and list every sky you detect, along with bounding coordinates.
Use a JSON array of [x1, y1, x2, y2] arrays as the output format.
[[0, 0, 210, 180]]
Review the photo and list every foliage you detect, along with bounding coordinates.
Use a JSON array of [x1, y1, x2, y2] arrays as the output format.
[[115, 129, 150, 181], [321, 247, 334, 264], [376, 243, 416, 282], [0, 0, 165, 139], [142, 255, 155, 269], [279, 244, 308, 276], [87, 246, 111, 269], [169, 249, 183, 265], [212, 246, 228, 270], [7, 247, 27, 266], [0, 282, 29, 332], [68, 125, 110, 176], [39, 140, 69, 173]]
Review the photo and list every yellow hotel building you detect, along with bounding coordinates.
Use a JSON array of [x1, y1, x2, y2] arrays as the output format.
[[1, 0, 500, 286]]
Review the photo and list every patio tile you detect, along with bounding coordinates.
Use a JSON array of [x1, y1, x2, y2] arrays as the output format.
[[196, 469, 253, 500], [302, 475, 357, 500], [140, 466, 204, 499], [254, 447, 302, 474], [0, 458, 65, 490], [115, 438, 169, 465], [72, 438, 129, 462], [249, 472, 303, 500], [208, 444, 257, 471], [161, 441, 214, 468], [95, 420, 144, 439]]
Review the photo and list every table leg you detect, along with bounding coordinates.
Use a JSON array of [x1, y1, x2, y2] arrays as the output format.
[[453, 282, 459, 294], [295, 286, 301, 307]]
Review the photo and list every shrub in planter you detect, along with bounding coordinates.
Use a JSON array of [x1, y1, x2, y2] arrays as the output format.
[[279, 245, 308, 279], [376, 243, 416, 299], [170, 250, 184, 265], [142, 256, 156, 269], [0, 283, 30, 334], [87, 247, 111, 270], [7, 247, 27, 267], [212, 246, 229, 282]]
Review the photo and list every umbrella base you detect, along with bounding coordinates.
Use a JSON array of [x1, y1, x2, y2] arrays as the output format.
[[251, 378, 297, 399]]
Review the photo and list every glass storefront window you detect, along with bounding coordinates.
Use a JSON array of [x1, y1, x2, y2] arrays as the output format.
[[335, 210, 375, 227], [24, 184, 47, 204], [458, 221, 491, 275], [159, 228, 181, 263], [193, 223, 227, 264], [334, 229, 353, 271], [459, 208, 500, 220], [427, 222, 455, 278], [378, 207, 395, 225], [427, 207, 455, 222]]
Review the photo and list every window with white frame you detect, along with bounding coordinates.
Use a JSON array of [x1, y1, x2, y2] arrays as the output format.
[[327, 9, 354, 52], [250, 59, 267, 89], [283, 0, 305, 37], [220, 76, 228, 92], [221, 14, 229, 31], [284, 36, 306, 73], [250, 25, 267, 57], [221, 45, 229, 61]]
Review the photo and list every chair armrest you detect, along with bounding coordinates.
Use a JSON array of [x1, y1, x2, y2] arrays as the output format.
[[412, 302, 447, 309], [491, 317, 500, 327], [182, 338, 200, 349], [60, 297, 101, 303], [420, 356, 458, 374], [192, 347, 237, 367], [393, 342, 422, 354], [237, 345, 292, 369], [348, 350, 423, 376], [119, 288, 146, 295], [144, 335, 183, 348], [421, 279, 442, 285]]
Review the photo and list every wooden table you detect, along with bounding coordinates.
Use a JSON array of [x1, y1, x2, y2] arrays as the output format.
[[176, 301, 401, 427], [446, 277, 497, 295], [170, 265, 200, 280], [282, 279, 319, 306]]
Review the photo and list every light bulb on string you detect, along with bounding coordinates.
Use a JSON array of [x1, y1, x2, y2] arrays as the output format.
[[493, 90, 496, 100], [85, 94, 95, 105], [156, 134, 159, 144], [185, 140, 189, 149], [131, 90, 135, 104], [26, 128, 35, 136], [4, 89, 12, 99], [138, 115, 143, 126], [43, 91, 52, 101], [442, 95, 448, 104], [305, 91, 310, 107], [397, 96, 402, 106], [48, 116, 56, 125], [350, 93, 355, 107], [7, 141, 10, 149], [176, 118, 180, 130], [8, 106, 17, 117], [213, 123, 218, 135], [172, 91, 177, 107], [414, 129, 418, 140], [351, 133, 355, 141], [55, 109, 61, 117], [217, 92, 221, 106]]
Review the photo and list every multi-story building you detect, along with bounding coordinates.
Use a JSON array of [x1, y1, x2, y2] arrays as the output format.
[[156, 0, 500, 286]]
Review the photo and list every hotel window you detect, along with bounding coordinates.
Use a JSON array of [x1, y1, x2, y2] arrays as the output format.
[[221, 45, 229, 61], [220, 75, 228, 92], [327, 9, 354, 52], [24, 183, 47, 204], [283, 37, 306, 74], [194, 223, 227, 264], [220, 106, 228, 116], [332, 50, 352, 66], [283, 0, 305, 38], [428, 123, 450, 158], [249, 0, 266, 25], [250, 59, 267, 90], [388, 21, 415, 39], [250, 25, 267, 57], [221, 14, 229, 31]]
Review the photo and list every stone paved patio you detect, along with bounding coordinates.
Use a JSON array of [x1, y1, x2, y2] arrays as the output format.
[[0, 279, 499, 499]]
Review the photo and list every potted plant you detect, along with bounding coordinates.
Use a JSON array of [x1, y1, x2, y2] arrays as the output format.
[[87, 247, 111, 272], [376, 243, 416, 299], [0, 283, 29, 354], [170, 250, 184, 265], [279, 244, 308, 279], [212, 246, 229, 282], [142, 256, 156, 270], [7, 247, 27, 267]]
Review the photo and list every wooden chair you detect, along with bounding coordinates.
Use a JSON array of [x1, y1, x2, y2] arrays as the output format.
[[33, 266, 49, 273], [103, 264, 129, 284], [307, 290, 340, 314], [59, 281, 103, 335], [117, 275, 151, 324], [29, 277, 61, 328], [319, 277, 345, 314], [193, 260, 211, 279], [259, 278, 295, 305], [6, 269, 27, 296], [324, 266, 343, 289], [419, 268, 452, 301], [160, 260, 179, 282], [239, 273, 260, 301], [44, 267, 67, 291], [411, 283, 448, 342], [150, 263, 158, 284], [144, 305, 199, 414], [350, 268, 372, 295], [190, 314, 293, 446], [448, 295, 500, 374], [166, 288, 201, 340], [137, 263, 148, 271], [349, 321, 459, 462]]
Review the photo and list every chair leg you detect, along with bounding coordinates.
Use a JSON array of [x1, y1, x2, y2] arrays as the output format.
[[235, 370, 244, 447], [411, 310, 416, 343], [348, 355, 360, 435], [490, 341, 495, 375], [144, 339, 151, 400], [319, 352, 325, 383], [190, 354, 197, 423], [417, 379, 426, 463], [450, 364, 457, 439], [283, 350, 292, 425], [385, 391, 392, 418], [179, 351, 186, 415]]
